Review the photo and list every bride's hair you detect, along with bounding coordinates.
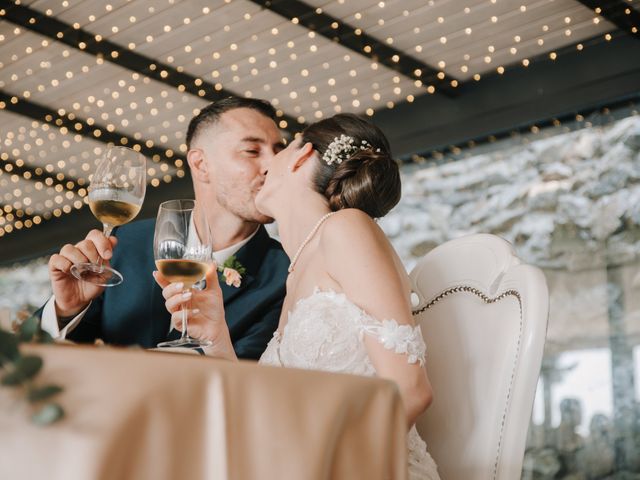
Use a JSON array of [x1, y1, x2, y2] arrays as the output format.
[[301, 113, 401, 218]]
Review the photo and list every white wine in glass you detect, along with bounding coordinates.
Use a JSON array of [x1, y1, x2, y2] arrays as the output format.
[[155, 259, 210, 290], [89, 188, 142, 226], [154, 199, 214, 349], [71, 146, 146, 287]]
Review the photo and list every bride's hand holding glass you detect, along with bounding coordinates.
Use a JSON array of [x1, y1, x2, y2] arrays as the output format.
[[153, 266, 236, 359], [152, 199, 236, 357]]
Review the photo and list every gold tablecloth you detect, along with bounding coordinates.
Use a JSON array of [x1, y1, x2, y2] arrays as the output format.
[[0, 344, 407, 480]]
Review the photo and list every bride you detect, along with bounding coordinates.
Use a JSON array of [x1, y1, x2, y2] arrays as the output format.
[[157, 113, 440, 479]]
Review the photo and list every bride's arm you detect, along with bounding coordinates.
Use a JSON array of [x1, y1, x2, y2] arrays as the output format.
[[154, 267, 238, 361], [322, 209, 433, 427]]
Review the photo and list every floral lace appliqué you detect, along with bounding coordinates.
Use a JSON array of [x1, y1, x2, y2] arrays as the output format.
[[362, 320, 427, 366]]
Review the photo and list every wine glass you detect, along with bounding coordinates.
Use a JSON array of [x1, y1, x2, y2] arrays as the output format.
[[154, 199, 214, 349], [70, 146, 146, 286]]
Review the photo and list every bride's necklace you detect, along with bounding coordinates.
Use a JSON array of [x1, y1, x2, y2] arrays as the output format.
[[288, 211, 337, 273]]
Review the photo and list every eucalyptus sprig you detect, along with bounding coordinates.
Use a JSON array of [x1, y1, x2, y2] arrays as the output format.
[[0, 316, 64, 425], [220, 255, 246, 276]]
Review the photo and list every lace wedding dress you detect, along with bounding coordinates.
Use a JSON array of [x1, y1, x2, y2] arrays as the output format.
[[259, 288, 440, 480]]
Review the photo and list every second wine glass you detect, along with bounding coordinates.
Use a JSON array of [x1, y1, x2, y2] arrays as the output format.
[[154, 199, 215, 349]]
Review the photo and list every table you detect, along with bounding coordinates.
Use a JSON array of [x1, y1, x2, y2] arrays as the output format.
[[0, 344, 408, 479]]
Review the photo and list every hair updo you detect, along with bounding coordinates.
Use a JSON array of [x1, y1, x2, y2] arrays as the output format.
[[301, 113, 401, 218]]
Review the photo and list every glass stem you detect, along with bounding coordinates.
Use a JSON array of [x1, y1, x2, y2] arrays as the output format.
[[99, 224, 114, 270], [180, 290, 189, 340]]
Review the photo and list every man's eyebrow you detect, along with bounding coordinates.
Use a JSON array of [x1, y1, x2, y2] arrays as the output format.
[[240, 137, 286, 150], [239, 136, 266, 143]]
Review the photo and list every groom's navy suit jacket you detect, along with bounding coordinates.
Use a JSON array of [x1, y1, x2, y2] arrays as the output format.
[[41, 219, 289, 360]]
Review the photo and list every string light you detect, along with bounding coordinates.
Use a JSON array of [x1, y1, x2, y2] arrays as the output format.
[[0, 1, 620, 235]]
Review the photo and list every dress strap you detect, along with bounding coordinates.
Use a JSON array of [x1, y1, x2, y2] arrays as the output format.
[[361, 319, 427, 366]]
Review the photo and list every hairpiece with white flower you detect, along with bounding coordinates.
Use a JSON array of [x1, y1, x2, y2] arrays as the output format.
[[322, 134, 381, 166]]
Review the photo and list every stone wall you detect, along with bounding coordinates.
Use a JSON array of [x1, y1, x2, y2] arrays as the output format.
[[382, 115, 640, 272], [381, 114, 640, 478]]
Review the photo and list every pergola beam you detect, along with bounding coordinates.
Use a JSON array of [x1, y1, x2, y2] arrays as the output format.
[[0, 91, 192, 250], [0, 90, 187, 171], [372, 33, 640, 160], [248, 0, 459, 97], [1, 155, 84, 195], [574, 0, 640, 38], [0, 0, 303, 132]]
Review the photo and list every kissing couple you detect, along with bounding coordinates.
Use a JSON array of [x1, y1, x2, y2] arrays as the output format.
[[42, 97, 440, 479]]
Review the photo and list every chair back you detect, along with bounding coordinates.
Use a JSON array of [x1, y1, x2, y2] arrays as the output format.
[[410, 234, 549, 480]]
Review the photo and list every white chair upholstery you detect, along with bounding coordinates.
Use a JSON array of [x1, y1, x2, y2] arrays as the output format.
[[410, 234, 549, 480]]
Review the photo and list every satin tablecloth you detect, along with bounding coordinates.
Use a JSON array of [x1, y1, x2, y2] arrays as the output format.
[[0, 344, 407, 480]]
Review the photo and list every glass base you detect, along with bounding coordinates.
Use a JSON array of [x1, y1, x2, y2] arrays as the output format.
[[156, 337, 213, 349], [70, 262, 123, 287]]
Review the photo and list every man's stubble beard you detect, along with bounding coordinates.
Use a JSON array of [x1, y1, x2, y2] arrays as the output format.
[[216, 188, 274, 225]]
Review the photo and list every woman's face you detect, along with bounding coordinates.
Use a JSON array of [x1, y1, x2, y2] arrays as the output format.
[[255, 138, 305, 217]]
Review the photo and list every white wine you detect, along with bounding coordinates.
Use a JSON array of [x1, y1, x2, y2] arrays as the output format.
[[89, 188, 142, 226], [155, 259, 210, 289], [89, 199, 141, 226]]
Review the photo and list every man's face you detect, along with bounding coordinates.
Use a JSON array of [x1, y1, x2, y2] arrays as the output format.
[[193, 108, 284, 223]]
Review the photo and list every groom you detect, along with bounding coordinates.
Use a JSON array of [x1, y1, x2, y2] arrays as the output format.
[[38, 97, 289, 359]]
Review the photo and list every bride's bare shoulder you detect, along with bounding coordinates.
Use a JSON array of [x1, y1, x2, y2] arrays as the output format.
[[319, 209, 411, 301]]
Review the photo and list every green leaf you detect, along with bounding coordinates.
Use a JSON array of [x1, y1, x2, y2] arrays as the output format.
[[18, 316, 39, 342], [31, 403, 64, 425], [221, 255, 246, 275], [1, 355, 43, 386], [27, 384, 63, 403], [0, 329, 20, 366]]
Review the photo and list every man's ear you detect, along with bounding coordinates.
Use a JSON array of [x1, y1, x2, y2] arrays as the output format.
[[291, 142, 315, 172], [187, 148, 209, 183]]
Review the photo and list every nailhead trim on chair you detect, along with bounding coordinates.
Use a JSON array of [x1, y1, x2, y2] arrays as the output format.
[[412, 286, 523, 480]]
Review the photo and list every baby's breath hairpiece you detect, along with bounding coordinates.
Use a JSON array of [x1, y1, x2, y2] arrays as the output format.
[[322, 134, 381, 166]]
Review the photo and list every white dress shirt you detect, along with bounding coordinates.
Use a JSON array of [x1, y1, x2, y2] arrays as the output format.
[[41, 227, 259, 340]]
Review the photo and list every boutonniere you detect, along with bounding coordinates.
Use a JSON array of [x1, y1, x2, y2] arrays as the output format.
[[218, 255, 246, 288]]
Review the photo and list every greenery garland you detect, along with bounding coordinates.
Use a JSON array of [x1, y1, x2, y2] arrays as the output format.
[[0, 316, 64, 425]]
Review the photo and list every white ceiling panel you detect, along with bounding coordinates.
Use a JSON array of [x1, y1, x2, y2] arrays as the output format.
[[15, 0, 423, 123], [306, 0, 615, 80], [0, 30, 203, 155]]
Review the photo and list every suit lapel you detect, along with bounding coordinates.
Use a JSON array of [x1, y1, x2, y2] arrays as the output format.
[[219, 226, 270, 305], [151, 280, 171, 341], [219, 273, 253, 303]]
